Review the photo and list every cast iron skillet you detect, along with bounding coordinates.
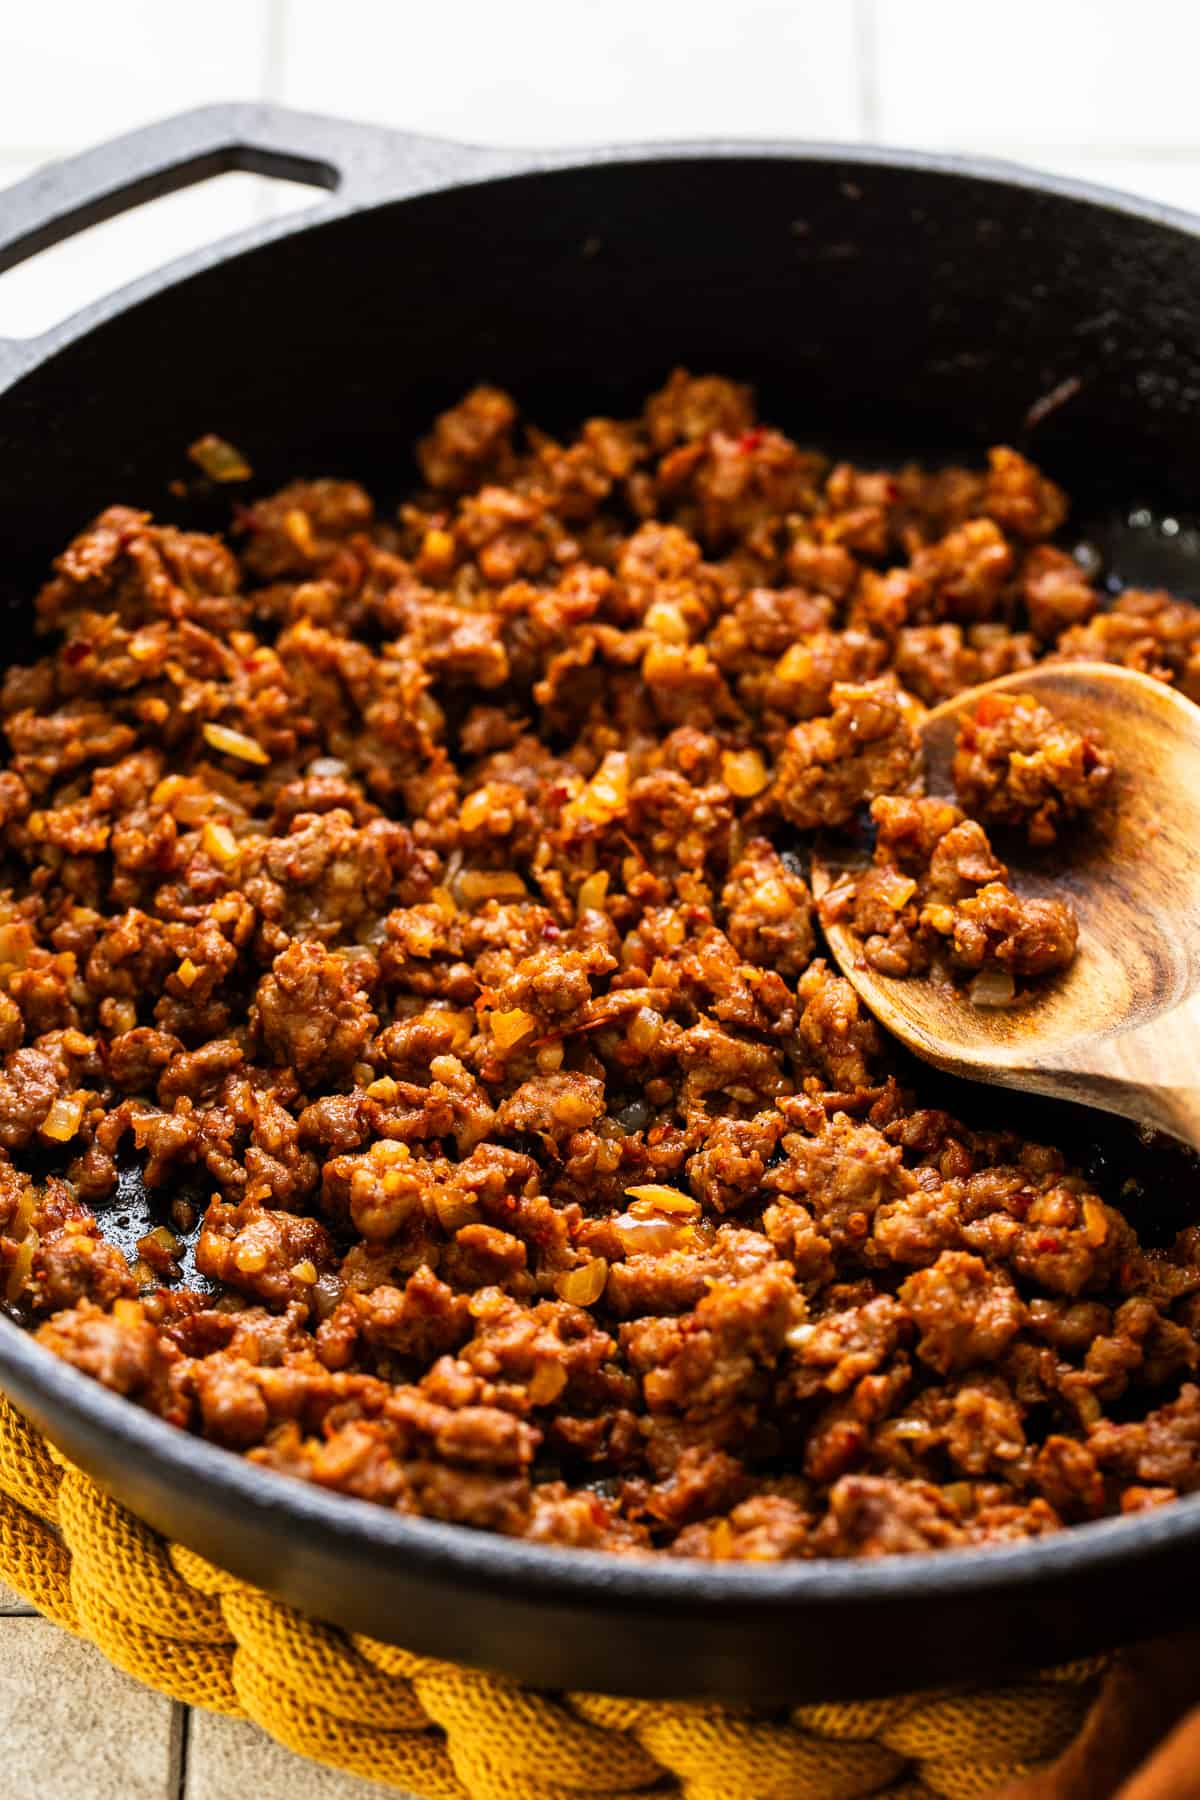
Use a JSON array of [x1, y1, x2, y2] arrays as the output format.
[[2, 104, 1200, 1704]]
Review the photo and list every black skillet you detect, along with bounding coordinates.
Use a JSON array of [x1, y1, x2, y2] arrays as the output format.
[[2, 104, 1200, 1704]]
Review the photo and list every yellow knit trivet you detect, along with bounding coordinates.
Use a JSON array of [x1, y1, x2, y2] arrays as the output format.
[[0, 1393, 1105, 1799]]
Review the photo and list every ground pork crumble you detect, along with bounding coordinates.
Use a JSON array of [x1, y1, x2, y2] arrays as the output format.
[[4, 370, 1200, 1562]]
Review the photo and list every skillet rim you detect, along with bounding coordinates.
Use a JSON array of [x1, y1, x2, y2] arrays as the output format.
[[4, 112, 1200, 388], [4, 1305, 1200, 1614]]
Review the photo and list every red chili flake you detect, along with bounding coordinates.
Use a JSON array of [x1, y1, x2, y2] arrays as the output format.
[[542, 923, 561, 939], [1033, 1234, 1063, 1253], [738, 429, 766, 453], [63, 640, 91, 665]]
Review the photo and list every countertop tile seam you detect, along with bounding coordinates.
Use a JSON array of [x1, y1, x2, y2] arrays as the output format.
[[171, 1702, 192, 1800]]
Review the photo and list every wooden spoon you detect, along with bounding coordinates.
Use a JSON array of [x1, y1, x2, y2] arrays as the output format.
[[809, 661, 1200, 1149]]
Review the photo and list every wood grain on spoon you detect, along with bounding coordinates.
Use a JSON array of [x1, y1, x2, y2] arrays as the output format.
[[809, 660, 1200, 1149]]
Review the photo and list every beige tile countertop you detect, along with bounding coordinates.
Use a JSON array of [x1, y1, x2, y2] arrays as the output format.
[[0, 1574, 409, 1799], [4, 1, 1200, 1793]]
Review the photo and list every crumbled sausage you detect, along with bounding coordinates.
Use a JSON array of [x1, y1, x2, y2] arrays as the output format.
[[953, 691, 1113, 845], [4, 375, 1187, 1561], [772, 680, 922, 830], [819, 795, 1080, 989]]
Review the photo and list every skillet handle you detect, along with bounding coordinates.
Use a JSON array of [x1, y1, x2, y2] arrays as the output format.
[[0, 102, 510, 388]]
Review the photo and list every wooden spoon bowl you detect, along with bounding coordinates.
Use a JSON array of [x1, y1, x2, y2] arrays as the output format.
[[810, 661, 1200, 1148]]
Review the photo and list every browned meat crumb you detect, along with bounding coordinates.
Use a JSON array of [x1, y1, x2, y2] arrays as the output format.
[[0, 370, 1191, 1565], [953, 690, 1114, 845], [771, 679, 922, 830], [818, 796, 1079, 992], [1054, 588, 1200, 703]]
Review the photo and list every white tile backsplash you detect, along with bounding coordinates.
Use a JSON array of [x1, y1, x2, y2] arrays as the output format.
[[274, 0, 864, 146], [870, 0, 1200, 151], [0, 2, 270, 153]]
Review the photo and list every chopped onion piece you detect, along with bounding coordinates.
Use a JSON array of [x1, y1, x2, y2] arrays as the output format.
[[627, 1007, 662, 1054], [458, 870, 526, 903], [187, 433, 253, 482], [0, 922, 32, 972], [284, 508, 317, 555], [139, 1226, 180, 1255], [576, 870, 609, 915], [624, 1184, 699, 1215], [968, 968, 1016, 1008], [1082, 1198, 1110, 1247], [612, 1211, 694, 1255], [175, 790, 216, 824], [721, 748, 770, 797], [709, 1519, 735, 1558], [40, 1095, 84, 1142], [459, 789, 493, 831], [202, 722, 270, 766], [555, 1259, 608, 1306], [489, 1007, 536, 1050], [433, 1190, 478, 1232], [874, 869, 917, 910], [644, 600, 689, 642], [888, 1419, 930, 1441], [573, 752, 629, 823], [527, 1361, 567, 1404], [775, 643, 813, 682], [202, 820, 240, 869], [551, 1088, 598, 1129], [418, 527, 455, 575], [5, 1233, 35, 1301]]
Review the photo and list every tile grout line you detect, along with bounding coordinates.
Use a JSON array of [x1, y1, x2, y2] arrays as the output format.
[[852, 0, 880, 142], [169, 1701, 192, 1800], [260, 0, 290, 103], [252, 0, 293, 225]]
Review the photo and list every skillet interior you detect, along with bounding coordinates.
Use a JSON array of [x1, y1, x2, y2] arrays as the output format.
[[3, 131, 1200, 1699]]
